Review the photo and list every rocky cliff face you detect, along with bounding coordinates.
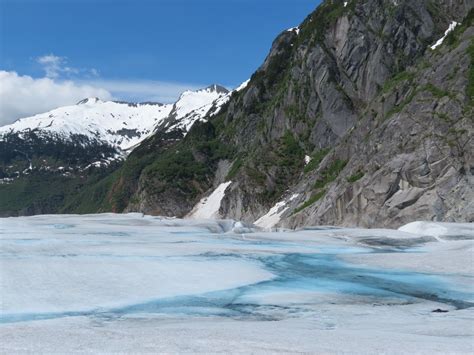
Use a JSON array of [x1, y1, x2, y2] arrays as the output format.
[[215, 0, 473, 224], [284, 22, 474, 228], [119, 0, 472, 228]]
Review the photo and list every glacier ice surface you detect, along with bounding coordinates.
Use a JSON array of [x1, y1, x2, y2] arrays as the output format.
[[0, 214, 473, 353]]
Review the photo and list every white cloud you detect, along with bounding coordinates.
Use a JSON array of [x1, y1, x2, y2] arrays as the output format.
[[85, 79, 204, 103], [0, 53, 209, 126], [89, 68, 100, 77], [36, 54, 80, 79], [0, 71, 112, 126], [34, 53, 204, 103]]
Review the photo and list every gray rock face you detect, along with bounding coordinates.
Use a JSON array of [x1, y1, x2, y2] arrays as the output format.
[[207, 0, 473, 228], [281, 24, 474, 228]]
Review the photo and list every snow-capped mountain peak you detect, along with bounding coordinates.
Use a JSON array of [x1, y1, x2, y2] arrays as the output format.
[[160, 80, 248, 134], [0, 84, 230, 153], [0, 99, 173, 151], [171, 85, 229, 120], [76, 97, 102, 105], [178, 84, 228, 98], [0, 84, 234, 180]]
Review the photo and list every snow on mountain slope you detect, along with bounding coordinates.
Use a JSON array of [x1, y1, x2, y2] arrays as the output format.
[[0, 85, 229, 152], [187, 181, 232, 219], [162, 82, 250, 134], [162, 85, 229, 134], [170, 85, 229, 120], [0, 98, 172, 151], [166, 91, 230, 133]]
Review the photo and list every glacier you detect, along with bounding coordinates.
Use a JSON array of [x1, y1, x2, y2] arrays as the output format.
[[0, 214, 473, 353]]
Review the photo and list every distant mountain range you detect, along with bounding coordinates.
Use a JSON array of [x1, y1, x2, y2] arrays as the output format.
[[1, 0, 472, 228], [0, 85, 231, 178]]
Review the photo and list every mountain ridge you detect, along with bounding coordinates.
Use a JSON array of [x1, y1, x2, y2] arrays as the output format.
[[0, 84, 229, 152], [1, 0, 472, 227], [0, 84, 230, 215]]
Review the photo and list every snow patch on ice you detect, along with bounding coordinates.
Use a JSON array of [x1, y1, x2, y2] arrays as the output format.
[[188, 181, 232, 219], [0, 215, 274, 316], [430, 21, 458, 50], [398, 221, 474, 240]]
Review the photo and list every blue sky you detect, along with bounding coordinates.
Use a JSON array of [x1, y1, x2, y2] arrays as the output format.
[[0, 0, 320, 123]]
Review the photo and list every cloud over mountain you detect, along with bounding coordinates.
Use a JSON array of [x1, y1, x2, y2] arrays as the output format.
[[0, 71, 112, 125], [0, 53, 207, 126]]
